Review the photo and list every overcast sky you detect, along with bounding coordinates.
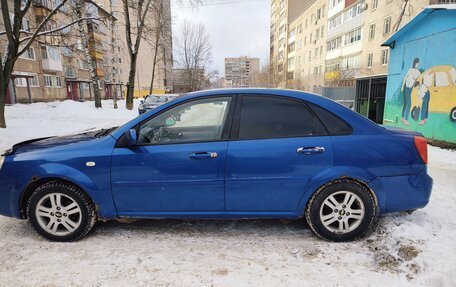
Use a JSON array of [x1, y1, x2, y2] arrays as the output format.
[[172, 1, 271, 76]]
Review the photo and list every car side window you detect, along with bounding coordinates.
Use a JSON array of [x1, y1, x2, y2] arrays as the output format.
[[237, 95, 322, 140], [307, 102, 352, 135], [138, 97, 232, 144], [435, 72, 450, 87]]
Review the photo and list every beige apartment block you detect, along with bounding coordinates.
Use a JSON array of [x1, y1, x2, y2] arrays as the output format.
[[224, 57, 260, 88], [360, 0, 431, 77], [287, 0, 328, 92], [1, 0, 121, 103], [99, 0, 173, 97], [270, 0, 310, 88]]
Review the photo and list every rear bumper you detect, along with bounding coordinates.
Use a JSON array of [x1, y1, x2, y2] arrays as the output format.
[[370, 171, 433, 213]]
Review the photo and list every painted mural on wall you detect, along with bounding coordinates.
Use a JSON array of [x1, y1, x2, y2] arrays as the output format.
[[384, 59, 456, 144]]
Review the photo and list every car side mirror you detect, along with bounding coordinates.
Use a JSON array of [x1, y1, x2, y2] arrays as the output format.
[[165, 117, 176, 127], [124, 129, 137, 146]]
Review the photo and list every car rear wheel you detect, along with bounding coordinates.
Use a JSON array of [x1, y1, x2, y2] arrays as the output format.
[[305, 180, 377, 242], [450, 107, 456, 122], [27, 181, 97, 242]]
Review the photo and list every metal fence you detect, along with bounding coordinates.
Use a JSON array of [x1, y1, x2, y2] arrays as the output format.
[[313, 86, 356, 110]]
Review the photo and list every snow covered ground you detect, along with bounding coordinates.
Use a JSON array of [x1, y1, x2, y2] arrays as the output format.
[[0, 100, 455, 286]]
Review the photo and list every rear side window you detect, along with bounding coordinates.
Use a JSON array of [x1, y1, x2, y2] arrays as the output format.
[[307, 102, 352, 135], [237, 95, 325, 139]]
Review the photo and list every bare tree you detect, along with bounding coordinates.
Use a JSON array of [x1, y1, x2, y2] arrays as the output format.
[[174, 20, 212, 92], [0, 0, 99, 128], [252, 61, 280, 88], [143, 0, 171, 95], [75, 0, 103, 108], [109, 0, 119, 109], [122, 0, 156, 110]]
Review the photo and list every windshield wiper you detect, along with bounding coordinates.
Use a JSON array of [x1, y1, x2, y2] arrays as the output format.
[[95, 127, 118, 138]]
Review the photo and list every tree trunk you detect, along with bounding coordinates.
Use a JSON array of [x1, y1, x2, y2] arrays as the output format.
[[0, 84, 6, 128], [126, 53, 137, 110], [149, 50, 158, 94], [76, 0, 102, 108]]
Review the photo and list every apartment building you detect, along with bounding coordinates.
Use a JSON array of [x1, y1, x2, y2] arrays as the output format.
[[270, 0, 310, 88], [224, 57, 260, 88], [287, 0, 328, 91], [100, 0, 173, 97], [0, 0, 120, 104], [270, 0, 444, 122]]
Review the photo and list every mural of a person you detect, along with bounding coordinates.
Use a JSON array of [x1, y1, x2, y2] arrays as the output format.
[[414, 79, 430, 125], [401, 58, 421, 126]]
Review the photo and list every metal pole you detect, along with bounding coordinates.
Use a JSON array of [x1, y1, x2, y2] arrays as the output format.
[[26, 78, 32, 104], [366, 78, 372, 118]]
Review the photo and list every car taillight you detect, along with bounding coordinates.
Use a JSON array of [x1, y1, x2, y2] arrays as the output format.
[[413, 136, 428, 164]]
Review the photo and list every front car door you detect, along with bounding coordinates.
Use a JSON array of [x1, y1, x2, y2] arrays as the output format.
[[111, 96, 234, 215], [225, 95, 334, 213]]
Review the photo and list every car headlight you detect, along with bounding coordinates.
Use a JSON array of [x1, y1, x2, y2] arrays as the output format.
[[0, 155, 4, 171]]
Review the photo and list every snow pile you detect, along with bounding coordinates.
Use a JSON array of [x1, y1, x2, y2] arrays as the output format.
[[0, 100, 455, 286]]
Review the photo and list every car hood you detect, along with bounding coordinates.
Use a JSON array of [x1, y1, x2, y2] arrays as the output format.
[[141, 103, 160, 108], [6, 130, 103, 155]]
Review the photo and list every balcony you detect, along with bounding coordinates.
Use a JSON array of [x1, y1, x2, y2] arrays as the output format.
[[95, 68, 105, 77], [90, 50, 104, 60]]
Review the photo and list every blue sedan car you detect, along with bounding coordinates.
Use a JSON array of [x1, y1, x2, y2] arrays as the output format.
[[0, 89, 432, 242]]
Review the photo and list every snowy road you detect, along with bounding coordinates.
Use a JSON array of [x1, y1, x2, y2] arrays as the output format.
[[0, 100, 455, 286]]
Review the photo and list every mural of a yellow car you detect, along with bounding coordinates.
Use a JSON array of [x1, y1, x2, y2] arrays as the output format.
[[410, 65, 456, 122]]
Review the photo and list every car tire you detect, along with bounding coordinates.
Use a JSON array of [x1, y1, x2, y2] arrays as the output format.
[[305, 180, 377, 242], [450, 107, 456, 122], [27, 181, 97, 242]]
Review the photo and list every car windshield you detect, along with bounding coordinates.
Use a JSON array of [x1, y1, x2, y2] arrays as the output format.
[[144, 95, 167, 104]]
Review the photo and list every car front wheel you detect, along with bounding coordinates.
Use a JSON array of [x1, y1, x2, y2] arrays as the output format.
[[27, 181, 97, 242], [305, 180, 377, 242]]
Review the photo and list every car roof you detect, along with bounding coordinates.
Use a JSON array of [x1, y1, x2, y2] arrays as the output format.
[[112, 88, 384, 139]]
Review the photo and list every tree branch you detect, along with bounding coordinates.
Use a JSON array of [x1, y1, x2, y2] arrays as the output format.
[[18, 17, 98, 45]]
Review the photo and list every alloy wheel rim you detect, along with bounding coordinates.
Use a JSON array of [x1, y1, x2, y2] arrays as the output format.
[[319, 191, 365, 234], [35, 193, 82, 236]]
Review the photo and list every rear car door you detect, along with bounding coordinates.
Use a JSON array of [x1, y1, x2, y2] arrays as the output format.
[[111, 96, 234, 214], [225, 95, 334, 212]]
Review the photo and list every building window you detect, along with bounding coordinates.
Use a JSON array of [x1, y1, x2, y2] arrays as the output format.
[[41, 46, 48, 59], [383, 17, 392, 35], [381, 49, 389, 65], [367, 53, 373, 68], [372, 0, 378, 10], [368, 23, 375, 40], [328, 14, 342, 30], [327, 36, 342, 51], [19, 47, 35, 60], [44, 75, 63, 88], [56, 76, 62, 87], [44, 75, 53, 87], [341, 54, 361, 70], [344, 27, 362, 45], [321, 25, 324, 38], [14, 73, 39, 87]]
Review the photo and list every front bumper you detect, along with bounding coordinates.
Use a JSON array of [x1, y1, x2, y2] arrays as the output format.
[[0, 175, 22, 218], [370, 171, 433, 213]]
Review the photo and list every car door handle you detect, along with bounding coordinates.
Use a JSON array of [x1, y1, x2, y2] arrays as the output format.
[[189, 152, 218, 159], [297, 147, 325, 155]]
